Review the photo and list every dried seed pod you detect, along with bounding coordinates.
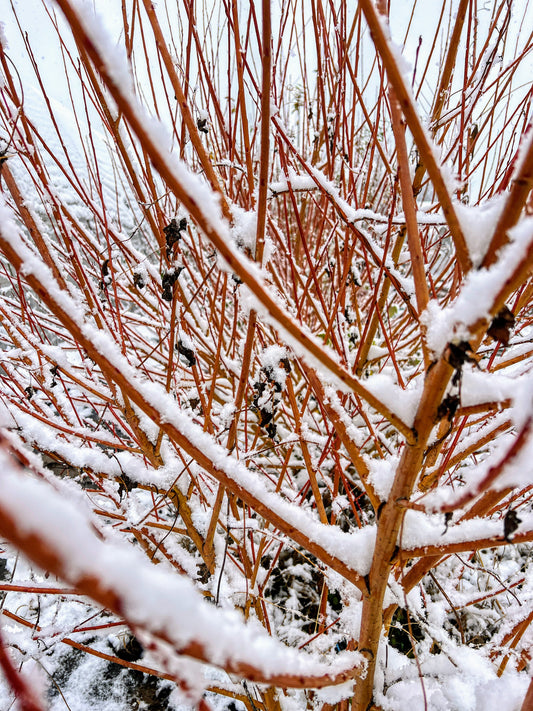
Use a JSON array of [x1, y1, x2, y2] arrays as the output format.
[[133, 272, 145, 289], [265, 421, 277, 440], [437, 394, 460, 422], [176, 339, 196, 367], [487, 306, 515, 346], [445, 341, 479, 370], [257, 407, 274, 428], [163, 219, 182, 249], [161, 268, 182, 301], [197, 117, 209, 134], [117, 473, 137, 499]]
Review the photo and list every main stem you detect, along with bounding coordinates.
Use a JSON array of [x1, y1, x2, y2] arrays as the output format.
[[352, 359, 453, 710]]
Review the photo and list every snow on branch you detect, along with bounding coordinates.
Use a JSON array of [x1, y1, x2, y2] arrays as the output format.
[[358, 0, 471, 272], [423, 216, 533, 356], [1, 1, 532, 708], [400, 507, 533, 558], [50, 0, 415, 440], [0, 443, 364, 688], [0, 194, 374, 589]]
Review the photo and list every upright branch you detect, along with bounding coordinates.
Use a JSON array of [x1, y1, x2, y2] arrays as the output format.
[[0, 1, 532, 709]]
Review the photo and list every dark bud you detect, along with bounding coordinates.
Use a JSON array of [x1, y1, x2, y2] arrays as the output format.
[[504, 509, 521, 542], [24, 386, 34, 400], [487, 306, 515, 346], [231, 273, 242, 285], [179, 217, 188, 231], [177, 339, 196, 367], [197, 117, 209, 134], [133, 272, 145, 290]]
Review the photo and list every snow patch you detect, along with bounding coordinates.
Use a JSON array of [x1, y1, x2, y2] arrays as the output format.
[[363, 373, 421, 428], [423, 215, 533, 355], [454, 196, 506, 267]]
